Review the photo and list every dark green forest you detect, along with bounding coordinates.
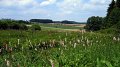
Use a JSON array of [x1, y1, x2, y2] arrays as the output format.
[[85, 0, 120, 35]]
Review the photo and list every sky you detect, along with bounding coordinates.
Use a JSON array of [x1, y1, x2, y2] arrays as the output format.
[[0, 0, 111, 22]]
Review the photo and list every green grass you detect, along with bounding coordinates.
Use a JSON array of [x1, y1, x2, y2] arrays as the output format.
[[39, 23, 83, 30], [0, 30, 120, 67]]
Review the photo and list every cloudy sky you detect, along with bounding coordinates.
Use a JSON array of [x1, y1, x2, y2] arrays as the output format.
[[0, 0, 111, 22]]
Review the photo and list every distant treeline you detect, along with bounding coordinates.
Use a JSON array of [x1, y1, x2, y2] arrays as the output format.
[[30, 19, 84, 24], [30, 19, 53, 24], [0, 19, 29, 30]]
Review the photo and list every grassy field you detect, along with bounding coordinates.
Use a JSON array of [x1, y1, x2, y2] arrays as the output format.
[[0, 29, 120, 67], [38, 23, 85, 30]]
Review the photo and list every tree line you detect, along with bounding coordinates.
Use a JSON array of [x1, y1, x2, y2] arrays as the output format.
[[0, 19, 29, 30], [30, 19, 81, 24], [85, 0, 120, 33], [0, 19, 41, 31]]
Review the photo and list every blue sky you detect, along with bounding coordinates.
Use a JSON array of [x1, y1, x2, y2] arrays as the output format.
[[0, 0, 111, 22]]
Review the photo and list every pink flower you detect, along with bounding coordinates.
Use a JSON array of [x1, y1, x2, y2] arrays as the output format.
[[49, 59, 54, 67]]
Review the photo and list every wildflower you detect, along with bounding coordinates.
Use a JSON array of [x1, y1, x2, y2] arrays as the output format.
[[43, 42, 46, 45], [22, 46, 24, 51], [6, 60, 10, 67], [91, 43, 93, 46], [59, 48, 61, 50], [4, 43, 8, 51], [77, 39, 80, 43], [81, 30, 85, 34], [60, 40, 64, 47], [96, 41, 99, 43], [83, 44, 85, 46], [35, 48, 37, 51], [69, 41, 72, 44], [18, 39, 20, 45], [64, 38, 67, 42], [87, 39, 89, 45], [29, 40, 32, 45], [5, 59, 6, 61], [74, 43, 77, 48], [0, 49, 2, 53], [12, 55, 14, 59], [82, 36, 84, 40], [113, 37, 117, 41], [61, 50, 63, 54], [44, 47, 47, 50], [50, 44, 52, 47], [64, 45, 67, 49], [118, 37, 120, 41], [17, 63, 20, 67], [49, 59, 54, 67]]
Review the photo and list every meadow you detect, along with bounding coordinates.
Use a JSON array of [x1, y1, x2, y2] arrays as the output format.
[[0, 0, 120, 66], [0, 29, 120, 67], [38, 23, 85, 30]]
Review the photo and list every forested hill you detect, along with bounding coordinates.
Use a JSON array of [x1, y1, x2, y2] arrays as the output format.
[[30, 19, 85, 24]]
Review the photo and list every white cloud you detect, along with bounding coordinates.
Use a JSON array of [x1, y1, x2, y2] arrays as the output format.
[[0, 0, 35, 7], [57, 0, 111, 15], [90, 0, 111, 5], [0, 0, 112, 21], [22, 7, 49, 15], [0, 0, 51, 18], [0, 0, 57, 8], [40, 0, 56, 6]]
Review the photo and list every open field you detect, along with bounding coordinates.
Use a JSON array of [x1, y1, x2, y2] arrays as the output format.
[[38, 23, 85, 30], [27, 23, 86, 32], [0, 0, 119, 66], [0, 30, 120, 67], [41, 26, 85, 32]]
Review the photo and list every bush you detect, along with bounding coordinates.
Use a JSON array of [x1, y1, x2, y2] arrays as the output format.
[[31, 24, 41, 31], [0, 19, 28, 30], [19, 24, 28, 30], [0, 21, 8, 30], [85, 16, 104, 31], [10, 23, 20, 30], [98, 28, 117, 35]]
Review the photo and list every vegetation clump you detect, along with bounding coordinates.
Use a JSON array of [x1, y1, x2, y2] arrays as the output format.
[[85, 16, 104, 31], [31, 24, 41, 31], [0, 19, 28, 30], [85, 0, 120, 35]]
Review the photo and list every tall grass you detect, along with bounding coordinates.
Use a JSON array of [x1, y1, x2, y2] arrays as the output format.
[[0, 30, 120, 67]]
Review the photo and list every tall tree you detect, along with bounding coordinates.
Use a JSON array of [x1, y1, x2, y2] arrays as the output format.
[[107, 0, 115, 17], [103, 0, 116, 28], [116, 0, 120, 8], [85, 16, 103, 31]]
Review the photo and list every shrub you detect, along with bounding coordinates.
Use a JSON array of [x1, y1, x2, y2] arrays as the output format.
[[98, 28, 117, 35], [0, 21, 8, 30], [31, 24, 41, 31], [10, 23, 20, 30], [0, 19, 28, 30], [19, 24, 28, 30], [85, 16, 104, 31]]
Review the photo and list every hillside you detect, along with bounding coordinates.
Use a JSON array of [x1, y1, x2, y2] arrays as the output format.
[[30, 19, 85, 24]]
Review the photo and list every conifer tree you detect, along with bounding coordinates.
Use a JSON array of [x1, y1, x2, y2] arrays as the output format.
[[107, 0, 115, 17], [116, 0, 120, 8], [104, 0, 118, 28]]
